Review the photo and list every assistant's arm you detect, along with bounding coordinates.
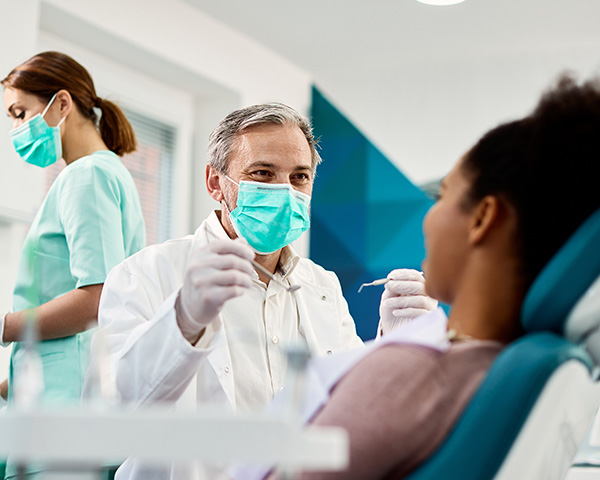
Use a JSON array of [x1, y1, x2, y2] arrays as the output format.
[[3, 284, 102, 342], [3, 164, 140, 345]]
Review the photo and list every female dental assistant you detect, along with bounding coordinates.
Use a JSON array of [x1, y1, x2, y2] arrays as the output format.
[[0, 50, 145, 417]]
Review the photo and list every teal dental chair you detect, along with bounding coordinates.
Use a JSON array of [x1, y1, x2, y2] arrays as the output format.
[[405, 207, 600, 480]]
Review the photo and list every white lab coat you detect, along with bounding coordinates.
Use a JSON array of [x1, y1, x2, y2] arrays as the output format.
[[93, 211, 364, 480]]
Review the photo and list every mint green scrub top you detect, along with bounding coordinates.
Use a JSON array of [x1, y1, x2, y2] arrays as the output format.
[[8, 150, 146, 407]]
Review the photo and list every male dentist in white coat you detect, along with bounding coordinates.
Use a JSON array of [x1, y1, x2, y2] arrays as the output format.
[[91, 103, 436, 480]]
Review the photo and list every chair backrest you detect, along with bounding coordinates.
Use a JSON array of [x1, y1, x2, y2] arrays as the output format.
[[521, 208, 600, 335], [405, 207, 600, 480]]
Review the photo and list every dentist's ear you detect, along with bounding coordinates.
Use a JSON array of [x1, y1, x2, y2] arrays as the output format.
[[206, 164, 224, 202]]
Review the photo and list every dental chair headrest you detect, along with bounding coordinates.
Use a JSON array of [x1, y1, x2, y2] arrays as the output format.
[[521, 208, 600, 337], [565, 274, 600, 365]]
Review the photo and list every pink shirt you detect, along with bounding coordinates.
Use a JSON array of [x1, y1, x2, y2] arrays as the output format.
[[300, 340, 503, 479]]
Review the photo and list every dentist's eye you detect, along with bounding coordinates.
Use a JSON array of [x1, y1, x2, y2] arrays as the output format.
[[292, 172, 311, 184]]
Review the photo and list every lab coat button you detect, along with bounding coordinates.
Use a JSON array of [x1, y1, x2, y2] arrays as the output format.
[[326, 350, 333, 355], [272, 336, 279, 344], [321, 295, 327, 301], [224, 366, 230, 373]]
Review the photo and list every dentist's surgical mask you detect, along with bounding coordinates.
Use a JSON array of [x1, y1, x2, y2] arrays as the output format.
[[223, 176, 311, 254], [9, 93, 65, 168]]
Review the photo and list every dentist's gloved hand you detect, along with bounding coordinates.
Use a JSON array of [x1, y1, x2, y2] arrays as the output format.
[[176, 239, 255, 344], [378, 269, 438, 337]]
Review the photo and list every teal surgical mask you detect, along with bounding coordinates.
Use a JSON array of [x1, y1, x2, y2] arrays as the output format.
[[223, 176, 311, 254], [9, 93, 65, 168]]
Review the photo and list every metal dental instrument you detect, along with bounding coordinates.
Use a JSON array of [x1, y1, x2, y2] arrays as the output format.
[[357, 278, 389, 293], [251, 258, 301, 293], [357, 271, 426, 293], [204, 228, 300, 293]]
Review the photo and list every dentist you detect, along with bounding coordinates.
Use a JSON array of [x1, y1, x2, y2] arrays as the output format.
[[94, 103, 433, 480]]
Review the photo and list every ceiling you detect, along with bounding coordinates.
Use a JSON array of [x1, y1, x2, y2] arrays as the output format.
[[183, 0, 600, 183], [185, 0, 600, 84]]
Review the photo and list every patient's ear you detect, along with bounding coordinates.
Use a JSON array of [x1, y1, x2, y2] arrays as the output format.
[[468, 195, 502, 245], [206, 164, 224, 202]]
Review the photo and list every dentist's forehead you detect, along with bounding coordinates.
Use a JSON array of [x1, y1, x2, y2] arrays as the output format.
[[229, 124, 312, 169]]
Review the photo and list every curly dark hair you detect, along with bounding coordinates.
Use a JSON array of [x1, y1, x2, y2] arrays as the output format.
[[462, 74, 600, 286]]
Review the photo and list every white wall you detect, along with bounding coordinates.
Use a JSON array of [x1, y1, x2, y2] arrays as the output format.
[[41, 0, 312, 110], [0, 1, 46, 220], [315, 45, 600, 186], [0, 0, 45, 378]]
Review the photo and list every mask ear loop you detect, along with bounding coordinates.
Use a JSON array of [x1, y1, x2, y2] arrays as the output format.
[[41, 92, 67, 128], [224, 175, 239, 187], [221, 175, 239, 217], [41, 93, 58, 118]]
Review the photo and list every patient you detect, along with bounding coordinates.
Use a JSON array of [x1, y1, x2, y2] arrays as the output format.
[[260, 74, 600, 479]]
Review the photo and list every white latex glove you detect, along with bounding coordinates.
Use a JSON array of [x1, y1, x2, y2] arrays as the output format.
[[176, 238, 255, 344], [378, 269, 438, 336]]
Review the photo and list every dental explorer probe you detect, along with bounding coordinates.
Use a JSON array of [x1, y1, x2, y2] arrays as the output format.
[[357, 278, 389, 293], [203, 228, 301, 293], [357, 271, 426, 293], [251, 258, 301, 293]]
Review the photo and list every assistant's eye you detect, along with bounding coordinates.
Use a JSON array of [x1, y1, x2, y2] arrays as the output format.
[[14, 111, 25, 120], [252, 170, 271, 178]]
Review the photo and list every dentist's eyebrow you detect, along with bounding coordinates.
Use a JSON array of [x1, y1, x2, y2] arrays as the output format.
[[246, 161, 277, 169], [7, 103, 17, 116]]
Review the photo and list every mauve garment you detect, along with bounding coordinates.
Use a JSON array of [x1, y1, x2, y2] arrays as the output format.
[[298, 340, 503, 480]]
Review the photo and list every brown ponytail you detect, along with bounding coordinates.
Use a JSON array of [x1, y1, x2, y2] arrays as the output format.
[[1, 51, 137, 156], [95, 97, 137, 156]]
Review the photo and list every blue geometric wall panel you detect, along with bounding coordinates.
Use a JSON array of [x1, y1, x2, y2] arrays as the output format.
[[310, 86, 434, 341]]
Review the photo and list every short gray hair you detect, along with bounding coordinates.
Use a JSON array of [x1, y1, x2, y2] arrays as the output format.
[[208, 103, 322, 174]]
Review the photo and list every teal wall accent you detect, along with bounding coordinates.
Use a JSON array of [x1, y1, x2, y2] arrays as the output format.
[[310, 86, 434, 340]]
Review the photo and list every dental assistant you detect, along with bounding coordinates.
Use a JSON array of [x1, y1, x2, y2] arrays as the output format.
[[0, 51, 145, 419]]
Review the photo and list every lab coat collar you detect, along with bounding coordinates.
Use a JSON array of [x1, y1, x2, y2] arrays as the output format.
[[198, 210, 231, 242], [278, 244, 300, 280]]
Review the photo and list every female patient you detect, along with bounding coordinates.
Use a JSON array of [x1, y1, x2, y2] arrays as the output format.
[[289, 75, 600, 479]]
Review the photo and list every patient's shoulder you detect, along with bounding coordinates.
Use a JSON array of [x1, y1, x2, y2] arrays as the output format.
[[442, 340, 504, 381]]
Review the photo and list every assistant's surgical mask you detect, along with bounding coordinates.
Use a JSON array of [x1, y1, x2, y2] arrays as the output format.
[[9, 93, 65, 168], [223, 176, 311, 254]]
